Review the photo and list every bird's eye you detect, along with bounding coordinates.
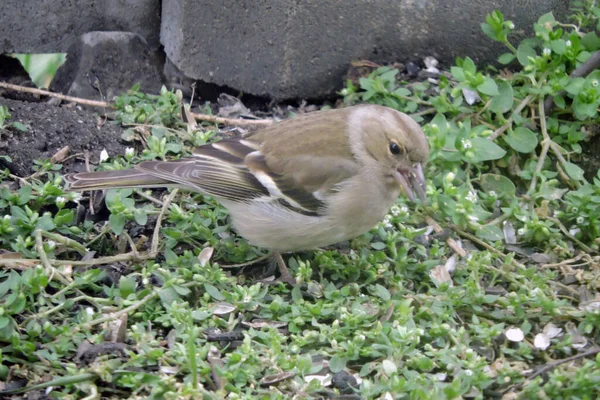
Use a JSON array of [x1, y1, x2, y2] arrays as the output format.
[[389, 142, 401, 155]]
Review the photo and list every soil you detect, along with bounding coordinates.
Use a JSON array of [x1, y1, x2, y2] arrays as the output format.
[[0, 98, 128, 177]]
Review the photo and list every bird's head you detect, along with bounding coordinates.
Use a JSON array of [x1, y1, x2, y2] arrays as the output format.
[[348, 105, 430, 202]]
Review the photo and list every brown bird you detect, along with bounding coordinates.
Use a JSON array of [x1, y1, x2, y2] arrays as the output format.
[[65, 104, 429, 284]]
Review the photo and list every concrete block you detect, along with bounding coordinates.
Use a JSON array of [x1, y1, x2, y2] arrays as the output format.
[[161, 0, 569, 100]]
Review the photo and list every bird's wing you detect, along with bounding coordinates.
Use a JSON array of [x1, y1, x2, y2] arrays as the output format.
[[134, 138, 270, 203], [247, 107, 362, 195]]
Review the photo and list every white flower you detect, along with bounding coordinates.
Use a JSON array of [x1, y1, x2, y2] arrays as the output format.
[[465, 369, 473, 376], [47, 240, 56, 250], [466, 191, 478, 203], [99, 148, 109, 162], [576, 216, 584, 224], [68, 192, 82, 203], [468, 215, 479, 222], [461, 139, 473, 149], [565, 40, 572, 47], [445, 172, 455, 182], [55, 196, 66, 207], [592, 80, 599, 87], [543, 48, 551, 57], [125, 147, 135, 158], [505, 327, 524, 342], [488, 191, 497, 197], [4, 215, 11, 220], [507, 22, 515, 29]]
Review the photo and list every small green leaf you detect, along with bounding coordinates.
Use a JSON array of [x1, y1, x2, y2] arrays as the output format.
[[329, 355, 347, 373], [563, 162, 585, 181], [374, 284, 391, 301], [191, 310, 211, 321], [553, 95, 566, 109], [582, 32, 600, 51], [393, 87, 411, 97], [17, 185, 32, 204], [489, 81, 514, 114], [54, 209, 74, 226], [451, 67, 465, 82], [291, 286, 303, 304], [462, 57, 477, 75], [480, 174, 516, 197], [565, 78, 585, 95], [498, 53, 516, 64], [504, 127, 538, 153], [371, 242, 386, 250], [550, 40, 566, 55], [476, 225, 504, 241], [109, 214, 126, 235], [537, 11, 555, 25], [10, 122, 28, 132], [36, 215, 56, 231], [119, 276, 137, 298], [469, 138, 507, 162], [477, 77, 499, 96], [133, 209, 148, 225], [204, 283, 225, 301], [517, 43, 536, 66]]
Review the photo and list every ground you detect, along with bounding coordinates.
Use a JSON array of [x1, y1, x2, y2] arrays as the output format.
[[0, 98, 127, 177]]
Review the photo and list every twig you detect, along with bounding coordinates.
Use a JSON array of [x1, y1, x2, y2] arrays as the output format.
[[189, 111, 273, 127], [489, 95, 534, 141], [151, 189, 178, 256], [544, 49, 600, 113], [528, 139, 550, 194], [134, 189, 164, 206], [0, 81, 111, 108], [35, 230, 71, 285], [410, 108, 437, 118], [450, 225, 526, 270], [220, 254, 270, 269], [83, 291, 158, 328], [547, 216, 596, 254], [525, 346, 600, 382], [0, 81, 275, 128], [424, 216, 467, 257], [0, 252, 154, 268]]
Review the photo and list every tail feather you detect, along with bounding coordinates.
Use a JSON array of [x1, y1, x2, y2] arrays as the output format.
[[64, 169, 172, 191]]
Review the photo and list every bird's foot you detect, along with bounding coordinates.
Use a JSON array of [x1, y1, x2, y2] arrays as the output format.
[[273, 251, 296, 286]]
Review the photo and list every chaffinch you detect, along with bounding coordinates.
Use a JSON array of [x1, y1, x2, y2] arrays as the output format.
[[66, 104, 429, 284]]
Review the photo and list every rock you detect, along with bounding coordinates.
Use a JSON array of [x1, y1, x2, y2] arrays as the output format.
[[0, 0, 160, 53], [50, 32, 164, 102], [160, 0, 569, 99]]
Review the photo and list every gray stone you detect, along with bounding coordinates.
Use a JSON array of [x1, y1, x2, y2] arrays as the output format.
[[50, 32, 164, 102], [161, 0, 569, 100], [0, 0, 161, 53]]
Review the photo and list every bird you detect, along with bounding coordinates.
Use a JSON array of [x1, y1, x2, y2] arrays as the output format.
[[65, 104, 430, 284]]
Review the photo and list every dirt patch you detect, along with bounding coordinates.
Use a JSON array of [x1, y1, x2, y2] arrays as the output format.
[[0, 98, 128, 176]]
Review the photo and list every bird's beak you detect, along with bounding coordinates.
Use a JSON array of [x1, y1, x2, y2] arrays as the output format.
[[393, 163, 427, 202]]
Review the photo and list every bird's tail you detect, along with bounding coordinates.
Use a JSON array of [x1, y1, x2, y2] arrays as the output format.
[[64, 169, 172, 191]]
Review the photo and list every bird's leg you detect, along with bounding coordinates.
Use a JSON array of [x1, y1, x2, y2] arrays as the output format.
[[273, 251, 296, 286]]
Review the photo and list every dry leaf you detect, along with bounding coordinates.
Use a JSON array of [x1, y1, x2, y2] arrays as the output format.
[[51, 145, 71, 163], [197, 247, 214, 267]]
